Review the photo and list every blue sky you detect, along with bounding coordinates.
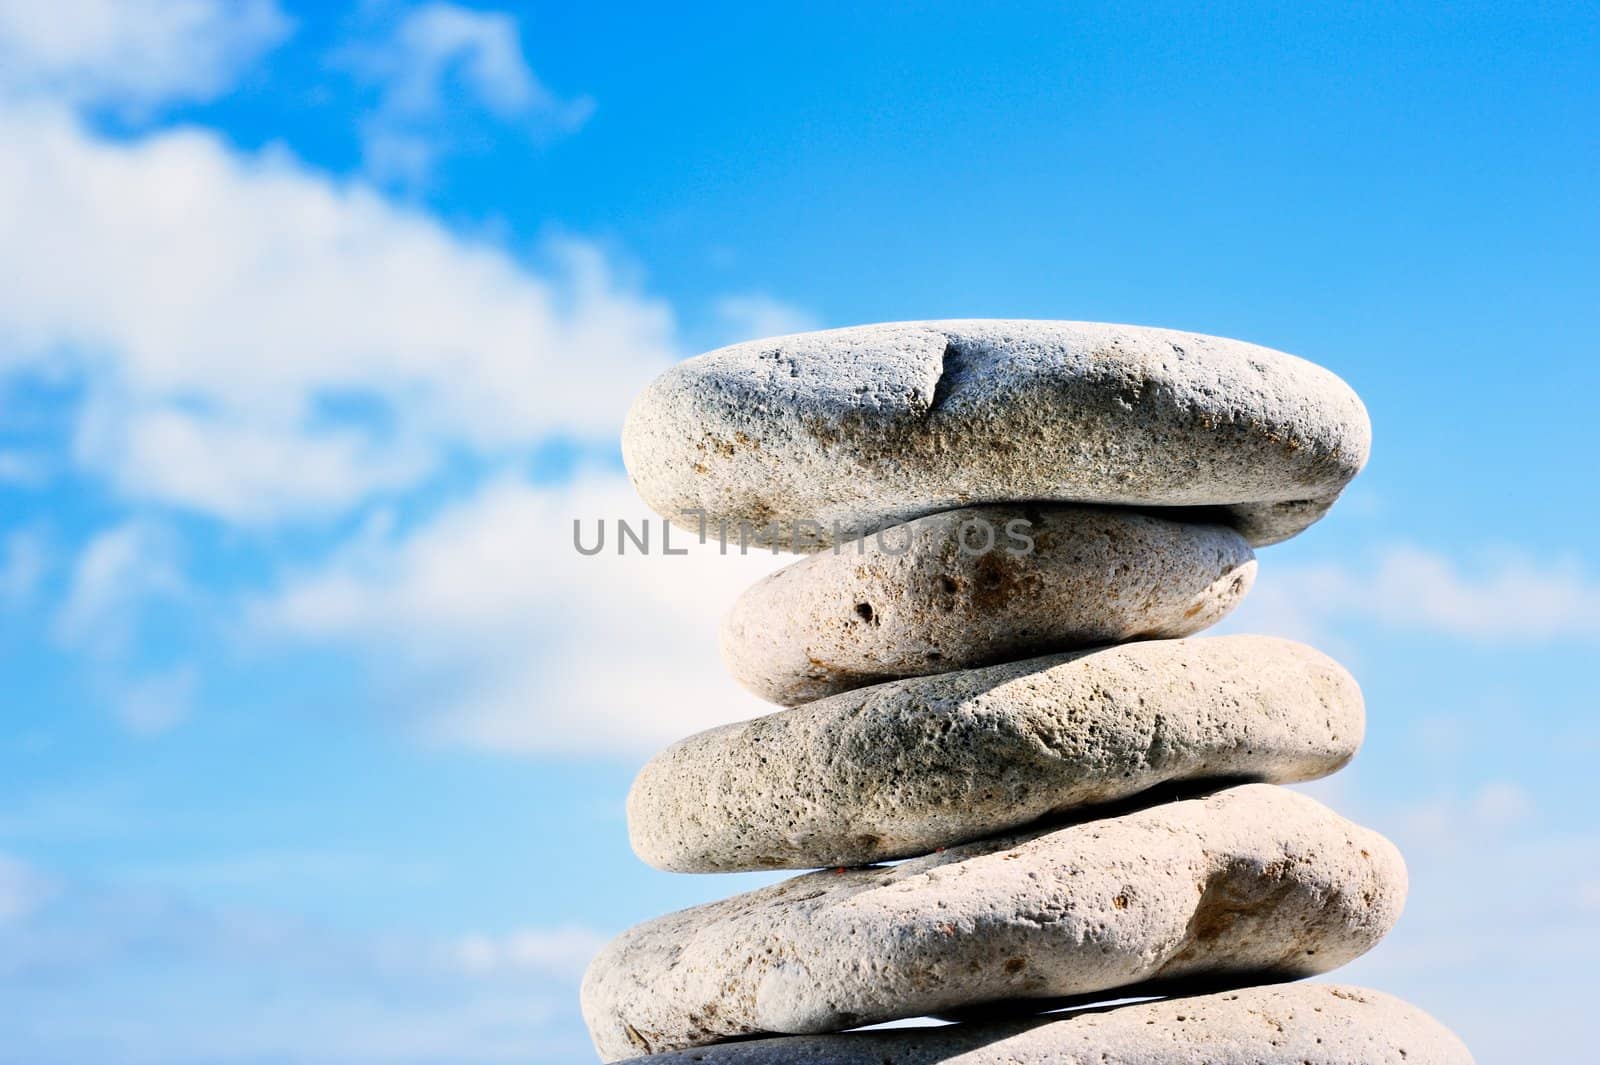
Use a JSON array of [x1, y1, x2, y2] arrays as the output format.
[[0, 1, 1595, 1062]]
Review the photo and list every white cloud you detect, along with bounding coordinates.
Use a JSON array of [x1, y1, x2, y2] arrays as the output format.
[[0, 0, 290, 113], [0, 853, 51, 924], [111, 663, 198, 736], [0, 526, 48, 606], [1340, 812, 1599, 1064], [454, 925, 606, 978], [1224, 543, 1600, 646], [1364, 545, 1600, 639], [713, 293, 821, 343], [74, 397, 432, 525], [50, 522, 201, 735], [367, 3, 586, 122], [1471, 779, 1535, 828], [53, 522, 184, 657], [0, 859, 600, 1064], [338, 2, 593, 186], [0, 449, 46, 486], [258, 470, 786, 755], [0, 104, 674, 523], [1395, 780, 1537, 846]]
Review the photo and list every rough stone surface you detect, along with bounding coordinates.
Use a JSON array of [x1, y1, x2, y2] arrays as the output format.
[[584, 785, 1405, 1060], [621, 320, 1371, 550], [722, 504, 1256, 704], [630, 636, 1363, 872], [623, 983, 1474, 1064]]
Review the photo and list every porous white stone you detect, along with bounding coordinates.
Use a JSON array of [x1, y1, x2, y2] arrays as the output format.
[[622, 983, 1474, 1064], [721, 504, 1255, 704], [584, 785, 1405, 1060], [630, 635, 1363, 872], [622, 320, 1371, 551]]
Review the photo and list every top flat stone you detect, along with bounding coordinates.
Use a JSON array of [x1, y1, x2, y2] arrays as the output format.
[[622, 321, 1370, 550]]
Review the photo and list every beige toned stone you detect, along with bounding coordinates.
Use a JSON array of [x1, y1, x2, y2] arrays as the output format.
[[625, 983, 1473, 1064], [622, 320, 1371, 551], [721, 504, 1255, 704], [584, 785, 1405, 1060], [630, 636, 1362, 872]]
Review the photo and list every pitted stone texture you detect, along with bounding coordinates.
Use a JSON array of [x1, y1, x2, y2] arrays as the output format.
[[722, 505, 1255, 704], [625, 984, 1473, 1064], [630, 636, 1362, 872], [584, 785, 1405, 1060], [621, 320, 1371, 550]]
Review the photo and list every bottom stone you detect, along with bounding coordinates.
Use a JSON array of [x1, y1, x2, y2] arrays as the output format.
[[625, 983, 1473, 1064]]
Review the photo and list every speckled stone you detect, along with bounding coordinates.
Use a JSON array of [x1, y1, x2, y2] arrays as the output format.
[[621, 320, 1371, 551], [583, 785, 1405, 1061], [721, 504, 1255, 704], [630, 636, 1362, 872], [624, 983, 1474, 1064]]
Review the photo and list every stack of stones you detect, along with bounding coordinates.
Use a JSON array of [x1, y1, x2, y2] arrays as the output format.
[[582, 321, 1472, 1064]]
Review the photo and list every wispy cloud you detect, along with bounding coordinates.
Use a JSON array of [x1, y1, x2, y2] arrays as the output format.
[[0, 449, 47, 486], [52, 522, 184, 657], [0, 853, 52, 924], [1341, 793, 1599, 1063], [1394, 778, 1537, 844], [109, 663, 198, 736], [336, 2, 593, 186], [256, 470, 786, 755], [713, 293, 821, 344], [1225, 543, 1600, 646], [0, 0, 290, 114], [454, 925, 608, 979], [0, 525, 48, 607], [50, 522, 197, 735], [0, 855, 600, 1064], [0, 105, 673, 523]]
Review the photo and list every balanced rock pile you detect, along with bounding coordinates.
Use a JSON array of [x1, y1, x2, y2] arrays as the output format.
[[582, 321, 1472, 1063]]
